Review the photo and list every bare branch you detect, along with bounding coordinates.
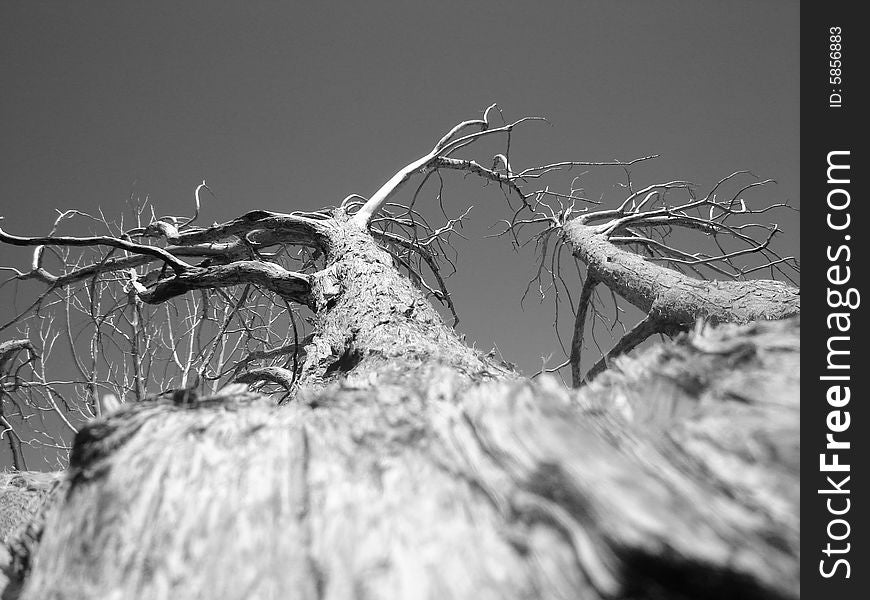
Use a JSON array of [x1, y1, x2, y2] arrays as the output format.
[[141, 261, 311, 306], [234, 366, 296, 391], [0, 224, 191, 274], [168, 210, 325, 247], [0, 339, 38, 372], [351, 111, 546, 227], [569, 277, 597, 388], [583, 315, 684, 383]]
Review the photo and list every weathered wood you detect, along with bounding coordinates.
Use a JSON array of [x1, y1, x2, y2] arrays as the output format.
[[296, 213, 511, 389], [0, 472, 58, 545], [0, 471, 60, 597], [562, 220, 800, 327], [6, 318, 799, 600]]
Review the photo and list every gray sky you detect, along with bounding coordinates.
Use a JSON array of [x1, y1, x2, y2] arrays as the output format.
[[1, 1, 798, 380]]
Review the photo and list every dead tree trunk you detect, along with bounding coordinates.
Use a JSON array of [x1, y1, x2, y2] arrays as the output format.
[[0, 107, 799, 599], [562, 219, 800, 384], [291, 213, 509, 388], [2, 318, 799, 600], [563, 220, 800, 326]]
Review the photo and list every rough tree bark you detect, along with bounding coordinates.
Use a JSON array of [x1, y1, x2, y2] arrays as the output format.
[[0, 108, 799, 599], [1, 318, 799, 600], [561, 218, 800, 384], [291, 213, 509, 388], [563, 220, 800, 326]]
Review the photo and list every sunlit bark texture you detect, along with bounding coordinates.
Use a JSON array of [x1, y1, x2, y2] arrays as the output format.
[[561, 217, 799, 384], [2, 318, 799, 600]]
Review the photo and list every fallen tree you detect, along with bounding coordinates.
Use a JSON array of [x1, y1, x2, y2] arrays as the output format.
[[2, 317, 799, 600], [0, 107, 799, 598]]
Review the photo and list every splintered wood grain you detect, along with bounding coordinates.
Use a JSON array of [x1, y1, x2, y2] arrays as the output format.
[[15, 319, 799, 600]]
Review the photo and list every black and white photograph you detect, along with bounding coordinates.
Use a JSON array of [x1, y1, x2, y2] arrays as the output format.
[[0, 1, 857, 598]]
